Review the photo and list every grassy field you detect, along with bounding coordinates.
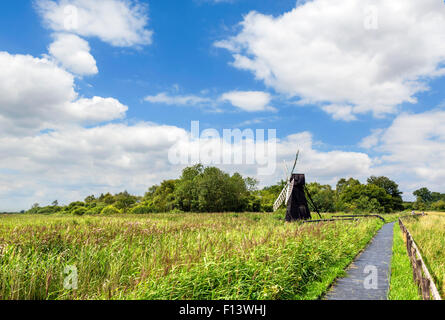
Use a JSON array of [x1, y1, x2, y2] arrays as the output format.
[[0, 213, 384, 300], [388, 223, 421, 300], [403, 212, 445, 298]]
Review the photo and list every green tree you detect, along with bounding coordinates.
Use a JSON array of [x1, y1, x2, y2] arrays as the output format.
[[114, 191, 137, 212], [258, 180, 287, 212], [197, 167, 231, 212], [431, 200, 445, 211], [84, 195, 95, 204], [367, 176, 404, 211], [245, 177, 259, 192], [336, 178, 361, 194], [351, 196, 382, 213], [100, 193, 115, 205], [174, 164, 203, 212], [306, 182, 336, 212], [227, 172, 249, 212], [150, 180, 178, 212], [431, 192, 445, 202], [339, 183, 392, 213], [413, 188, 433, 203], [335, 178, 361, 211]]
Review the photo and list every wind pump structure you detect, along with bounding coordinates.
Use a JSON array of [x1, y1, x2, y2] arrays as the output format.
[[273, 151, 322, 222]]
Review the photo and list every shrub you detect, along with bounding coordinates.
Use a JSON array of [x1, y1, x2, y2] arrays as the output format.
[[101, 206, 121, 215], [85, 205, 105, 215], [72, 207, 87, 216], [67, 201, 85, 209], [130, 205, 153, 215], [403, 202, 414, 210], [431, 200, 445, 211], [413, 201, 427, 211], [34, 207, 58, 215], [170, 208, 184, 214]]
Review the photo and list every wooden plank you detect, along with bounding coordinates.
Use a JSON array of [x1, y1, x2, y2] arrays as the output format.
[[415, 259, 422, 287], [421, 278, 431, 300]]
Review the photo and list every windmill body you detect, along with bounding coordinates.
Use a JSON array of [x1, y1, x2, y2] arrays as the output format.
[[285, 174, 311, 221]]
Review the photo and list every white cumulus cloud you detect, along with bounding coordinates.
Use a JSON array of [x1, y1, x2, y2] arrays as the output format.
[[49, 33, 98, 75], [144, 90, 276, 113], [67, 96, 128, 124], [0, 51, 127, 136], [144, 92, 212, 106], [216, 0, 445, 119], [362, 109, 445, 197], [220, 91, 275, 112], [276, 132, 372, 185], [322, 104, 357, 122], [36, 0, 153, 47]]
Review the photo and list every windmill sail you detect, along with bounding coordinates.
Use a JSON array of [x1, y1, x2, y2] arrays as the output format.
[[286, 180, 294, 203], [273, 182, 289, 211], [290, 151, 299, 175], [273, 150, 300, 212]]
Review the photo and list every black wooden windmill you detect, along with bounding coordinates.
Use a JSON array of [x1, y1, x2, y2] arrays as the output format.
[[273, 151, 322, 222]]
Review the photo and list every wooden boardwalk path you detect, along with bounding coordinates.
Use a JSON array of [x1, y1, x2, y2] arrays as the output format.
[[325, 222, 395, 300]]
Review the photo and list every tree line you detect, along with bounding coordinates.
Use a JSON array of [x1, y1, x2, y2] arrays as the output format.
[[410, 187, 445, 211], [25, 164, 442, 216]]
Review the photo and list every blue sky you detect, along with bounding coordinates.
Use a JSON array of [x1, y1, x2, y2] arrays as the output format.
[[0, 0, 394, 145], [1, 0, 445, 210]]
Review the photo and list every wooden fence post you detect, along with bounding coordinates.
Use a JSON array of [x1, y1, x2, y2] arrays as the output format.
[[421, 278, 431, 300], [406, 237, 411, 258], [415, 259, 422, 287]]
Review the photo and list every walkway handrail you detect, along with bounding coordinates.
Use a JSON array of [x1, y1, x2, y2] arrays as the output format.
[[398, 217, 442, 300], [303, 218, 358, 223], [332, 214, 385, 222]]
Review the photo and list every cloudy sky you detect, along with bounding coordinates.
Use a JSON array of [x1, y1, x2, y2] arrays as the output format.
[[1, 0, 445, 211]]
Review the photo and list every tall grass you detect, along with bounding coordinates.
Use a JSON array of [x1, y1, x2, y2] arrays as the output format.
[[403, 213, 445, 297], [0, 213, 382, 300], [388, 223, 421, 300]]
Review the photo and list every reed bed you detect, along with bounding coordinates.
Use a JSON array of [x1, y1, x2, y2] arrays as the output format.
[[388, 223, 421, 300], [0, 213, 382, 300]]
